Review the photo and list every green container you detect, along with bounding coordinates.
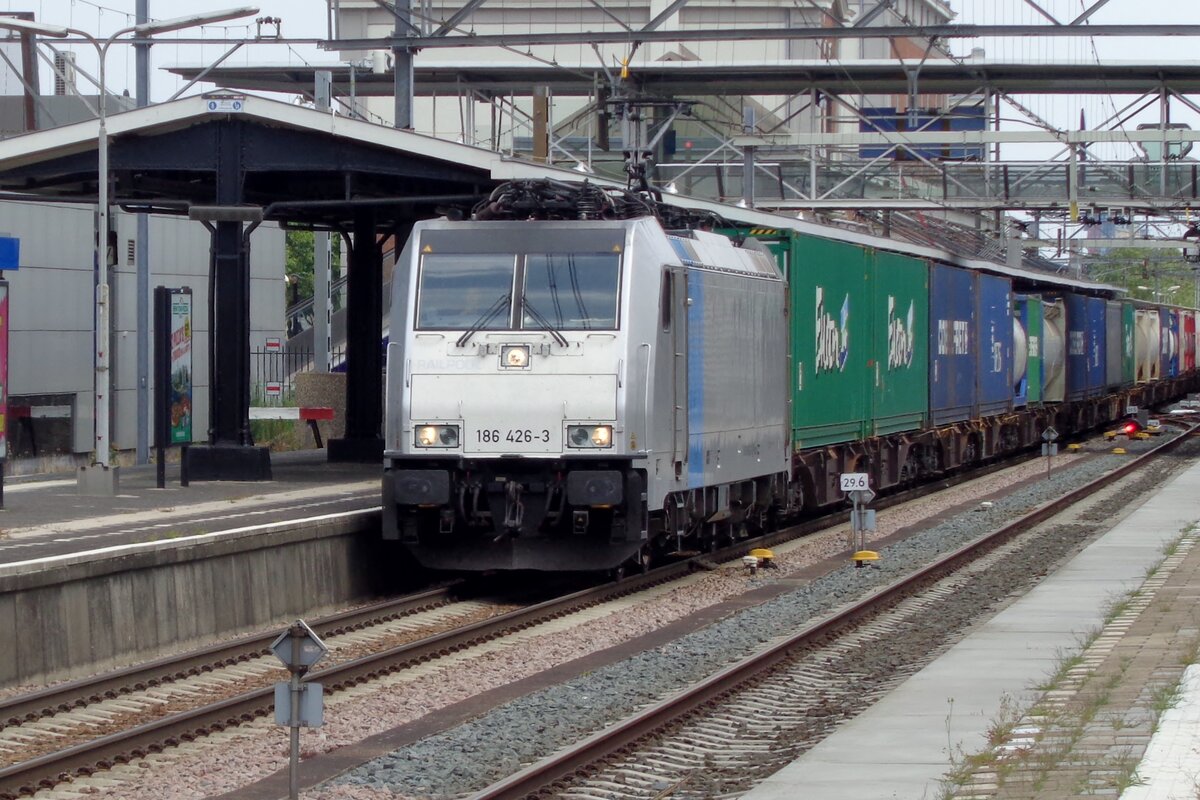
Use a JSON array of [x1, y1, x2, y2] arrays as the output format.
[[1122, 301, 1136, 386], [1022, 297, 1044, 404], [728, 228, 929, 448], [870, 251, 929, 435], [788, 236, 872, 448]]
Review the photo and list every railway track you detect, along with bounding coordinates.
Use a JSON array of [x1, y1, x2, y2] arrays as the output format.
[[0, 565, 698, 798], [0, 432, 1160, 799], [469, 427, 1196, 800]]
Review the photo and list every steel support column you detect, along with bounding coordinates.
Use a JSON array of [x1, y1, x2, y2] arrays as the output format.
[[328, 208, 384, 462], [184, 119, 271, 480]]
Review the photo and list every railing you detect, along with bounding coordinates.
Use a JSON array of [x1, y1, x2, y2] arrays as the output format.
[[604, 154, 1200, 209], [285, 274, 348, 339], [251, 347, 347, 404]]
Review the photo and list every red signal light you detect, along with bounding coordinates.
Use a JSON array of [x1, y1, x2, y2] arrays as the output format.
[[1124, 422, 1138, 434]]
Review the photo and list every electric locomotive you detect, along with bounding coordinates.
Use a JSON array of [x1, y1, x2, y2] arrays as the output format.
[[382, 180, 790, 572]]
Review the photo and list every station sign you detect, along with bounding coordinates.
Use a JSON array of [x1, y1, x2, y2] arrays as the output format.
[[271, 619, 328, 672], [274, 682, 323, 727], [839, 472, 870, 492]]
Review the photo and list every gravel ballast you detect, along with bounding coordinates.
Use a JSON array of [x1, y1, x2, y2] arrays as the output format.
[[312, 441, 1174, 799]]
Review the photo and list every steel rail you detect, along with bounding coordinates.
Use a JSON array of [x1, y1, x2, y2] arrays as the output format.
[[0, 568, 687, 799], [0, 446, 1019, 730], [469, 427, 1196, 800], [0, 434, 1137, 798], [0, 585, 456, 727]]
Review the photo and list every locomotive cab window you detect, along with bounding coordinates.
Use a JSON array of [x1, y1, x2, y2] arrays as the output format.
[[523, 253, 620, 330], [416, 254, 517, 329], [416, 249, 620, 332]]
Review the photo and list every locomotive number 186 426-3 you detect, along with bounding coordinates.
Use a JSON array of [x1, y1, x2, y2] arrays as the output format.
[[476, 428, 552, 444]]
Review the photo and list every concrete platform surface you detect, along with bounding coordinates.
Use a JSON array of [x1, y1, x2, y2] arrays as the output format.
[[0, 450, 380, 565], [741, 459, 1200, 800]]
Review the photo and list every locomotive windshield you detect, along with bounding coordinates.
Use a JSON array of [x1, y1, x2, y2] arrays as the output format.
[[416, 251, 621, 331], [416, 254, 516, 329], [523, 253, 620, 330]]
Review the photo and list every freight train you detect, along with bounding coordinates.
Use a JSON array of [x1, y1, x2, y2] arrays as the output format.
[[382, 178, 1199, 573]]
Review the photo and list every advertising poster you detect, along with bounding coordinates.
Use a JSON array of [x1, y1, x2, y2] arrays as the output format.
[[168, 291, 192, 444]]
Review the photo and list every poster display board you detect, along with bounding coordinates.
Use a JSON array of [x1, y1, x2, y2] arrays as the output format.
[[154, 287, 193, 487]]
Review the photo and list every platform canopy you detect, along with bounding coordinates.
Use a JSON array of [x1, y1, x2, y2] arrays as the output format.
[[0, 91, 1117, 478], [0, 91, 1114, 287], [165, 60, 1200, 100]]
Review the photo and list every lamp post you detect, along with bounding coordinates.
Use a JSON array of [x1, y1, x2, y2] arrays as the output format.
[[0, 7, 257, 493]]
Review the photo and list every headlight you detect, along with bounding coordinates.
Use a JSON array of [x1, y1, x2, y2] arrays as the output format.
[[415, 424, 459, 448], [567, 424, 613, 448], [501, 345, 530, 368]]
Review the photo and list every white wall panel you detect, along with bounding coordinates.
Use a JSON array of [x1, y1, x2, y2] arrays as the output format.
[[0, 201, 284, 456]]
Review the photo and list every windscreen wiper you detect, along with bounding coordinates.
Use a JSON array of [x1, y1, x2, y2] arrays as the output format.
[[456, 292, 511, 347], [521, 295, 569, 347]]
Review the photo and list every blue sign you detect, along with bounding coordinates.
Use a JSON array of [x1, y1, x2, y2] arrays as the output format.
[[0, 237, 19, 270]]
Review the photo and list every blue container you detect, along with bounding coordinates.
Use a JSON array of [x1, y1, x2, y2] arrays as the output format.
[[976, 273, 1014, 417], [1164, 308, 1180, 378], [929, 264, 977, 424], [1064, 293, 1091, 401], [1085, 296, 1108, 395]]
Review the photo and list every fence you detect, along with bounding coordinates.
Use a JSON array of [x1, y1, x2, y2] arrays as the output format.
[[251, 347, 347, 404]]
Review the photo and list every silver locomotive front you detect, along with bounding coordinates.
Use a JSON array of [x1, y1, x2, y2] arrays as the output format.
[[383, 218, 659, 572]]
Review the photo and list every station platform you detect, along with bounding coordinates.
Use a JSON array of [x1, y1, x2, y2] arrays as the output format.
[[0, 450, 381, 566], [742, 458, 1200, 800]]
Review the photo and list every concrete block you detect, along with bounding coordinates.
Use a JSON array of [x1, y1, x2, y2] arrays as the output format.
[[152, 569, 179, 651], [130, 572, 158, 654], [14, 591, 46, 680], [107, 574, 137, 657], [0, 593, 17, 684], [245, 550, 272, 625], [266, 540, 293, 618], [76, 464, 119, 496], [182, 561, 217, 642], [86, 582, 116, 665], [295, 371, 346, 442], [61, 581, 95, 674], [0, 514, 392, 687]]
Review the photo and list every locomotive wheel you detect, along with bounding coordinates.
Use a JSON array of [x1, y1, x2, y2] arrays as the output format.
[[636, 546, 652, 574]]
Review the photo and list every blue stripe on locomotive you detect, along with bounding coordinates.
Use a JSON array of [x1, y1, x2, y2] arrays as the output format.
[[687, 272, 704, 488]]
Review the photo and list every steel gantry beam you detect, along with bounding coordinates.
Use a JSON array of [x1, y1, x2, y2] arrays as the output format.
[[325, 24, 1200, 51], [852, 0, 896, 28], [1071, 0, 1114, 26]]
